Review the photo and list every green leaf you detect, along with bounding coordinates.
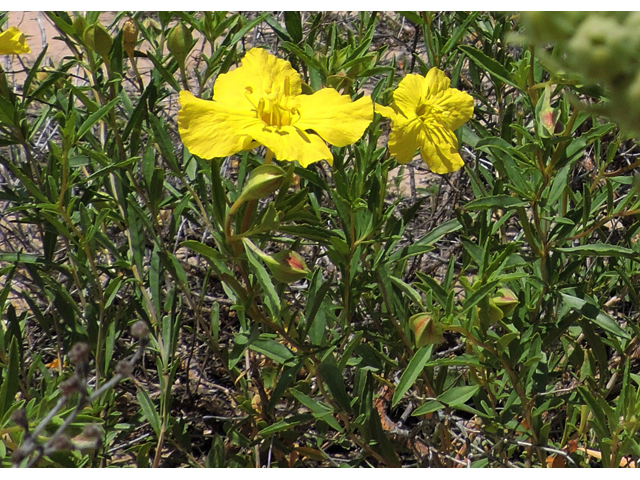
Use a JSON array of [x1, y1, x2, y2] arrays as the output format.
[[437, 385, 479, 407], [284, 12, 303, 44], [464, 195, 528, 211], [392, 345, 433, 407], [412, 400, 444, 416], [317, 355, 352, 414], [289, 389, 343, 432], [137, 388, 161, 438], [459, 45, 518, 88], [250, 338, 294, 364], [560, 293, 630, 338], [149, 113, 181, 175], [0, 338, 20, 419], [556, 244, 638, 261], [77, 97, 121, 140], [267, 362, 303, 414]]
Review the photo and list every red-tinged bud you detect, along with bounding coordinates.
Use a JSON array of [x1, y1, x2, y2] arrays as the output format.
[[492, 287, 519, 317], [409, 313, 443, 348], [268, 250, 311, 284]]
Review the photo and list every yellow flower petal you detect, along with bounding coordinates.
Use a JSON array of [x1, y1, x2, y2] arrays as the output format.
[[0, 27, 30, 55], [178, 90, 259, 159], [393, 74, 427, 119], [431, 88, 474, 131], [424, 67, 451, 96], [374, 103, 400, 122], [419, 125, 464, 174], [245, 124, 333, 167], [295, 89, 373, 147], [387, 119, 423, 164], [213, 48, 301, 110]]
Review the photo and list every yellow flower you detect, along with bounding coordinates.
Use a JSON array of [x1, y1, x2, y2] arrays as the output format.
[[0, 27, 31, 55], [376, 68, 474, 174], [178, 48, 373, 167]]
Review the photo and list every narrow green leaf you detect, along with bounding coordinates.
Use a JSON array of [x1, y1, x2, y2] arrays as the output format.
[[77, 97, 120, 140], [412, 400, 445, 416], [437, 385, 479, 407], [556, 244, 638, 261], [560, 293, 630, 338], [250, 338, 294, 364], [137, 388, 161, 437], [0, 338, 20, 418], [317, 356, 352, 414], [392, 345, 433, 407], [464, 195, 528, 211], [289, 389, 343, 432], [459, 45, 518, 88]]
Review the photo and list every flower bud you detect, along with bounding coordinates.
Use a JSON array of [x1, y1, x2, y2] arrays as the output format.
[[11, 408, 28, 430], [68, 342, 90, 365], [243, 239, 310, 284], [230, 164, 286, 214], [167, 23, 193, 65], [492, 287, 519, 317], [267, 250, 311, 284], [122, 19, 138, 58], [476, 297, 504, 326], [131, 320, 149, 339], [409, 313, 443, 348], [84, 23, 113, 60], [73, 15, 87, 37]]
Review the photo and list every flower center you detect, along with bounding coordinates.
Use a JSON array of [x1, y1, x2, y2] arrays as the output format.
[[256, 98, 299, 128], [415, 100, 444, 125], [245, 77, 300, 129]]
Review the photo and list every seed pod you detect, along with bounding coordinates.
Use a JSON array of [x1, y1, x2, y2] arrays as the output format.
[[167, 23, 193, 65]]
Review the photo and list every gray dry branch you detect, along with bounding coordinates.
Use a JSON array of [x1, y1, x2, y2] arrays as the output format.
[[11, 321, 149, 468]]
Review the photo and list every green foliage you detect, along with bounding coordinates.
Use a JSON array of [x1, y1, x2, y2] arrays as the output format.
[[1, 11, 639, 468]]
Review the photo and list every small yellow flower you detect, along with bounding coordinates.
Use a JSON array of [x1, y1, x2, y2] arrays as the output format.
[[0, 27, 31, 55], [376, 68, 474, 174], [178, 48, 373, 167]]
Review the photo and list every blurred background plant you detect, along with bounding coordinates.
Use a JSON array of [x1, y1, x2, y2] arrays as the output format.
[[0, 11, 638, 468]]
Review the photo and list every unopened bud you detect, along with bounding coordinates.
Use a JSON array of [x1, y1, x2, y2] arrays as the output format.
[[50, 433, 73, 451], [409, 313, 443, 348], [115, 359, 133, 377], [122, 19, 138, 58], [230, 164, 287, 214], [131, 320, 149, 339], [476, 297, 504, 327], [11, 408, 28, 430], [84, 23, 113, 59], [60, 375, 82, 396], [492, 287, 519, 317], [73, 15, 87, 37], [268, 250, 311, 284], [167, 23, 193, 65], [68, 342, 90, 365]]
